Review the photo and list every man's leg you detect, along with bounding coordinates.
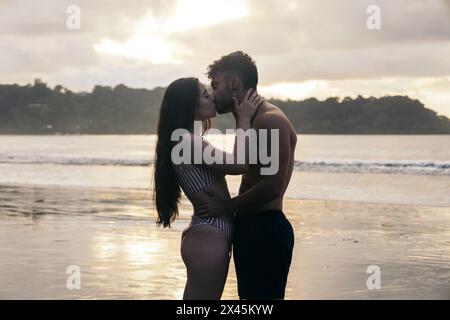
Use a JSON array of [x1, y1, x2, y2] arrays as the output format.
[[233, 210, 294, 299]]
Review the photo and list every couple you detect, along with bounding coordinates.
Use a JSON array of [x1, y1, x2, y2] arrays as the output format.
[[153, 51, 297, 300]]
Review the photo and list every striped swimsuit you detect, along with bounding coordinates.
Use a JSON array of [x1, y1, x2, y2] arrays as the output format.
[[173, 164, 234, 243]]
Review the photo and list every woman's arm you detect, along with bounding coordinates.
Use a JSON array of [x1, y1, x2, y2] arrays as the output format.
[[184, 90, 263, 175], [195, 113, 296, 218]]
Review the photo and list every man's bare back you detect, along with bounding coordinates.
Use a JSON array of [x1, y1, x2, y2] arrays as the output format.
[[238, 101, 297, 213]]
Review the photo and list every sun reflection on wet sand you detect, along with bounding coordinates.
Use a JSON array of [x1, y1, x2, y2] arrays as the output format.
[[1, 184, 450, 299]]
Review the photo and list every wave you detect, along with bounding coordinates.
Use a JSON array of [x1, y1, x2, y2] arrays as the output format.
[[0, 153, 151, 166], [1, 153, 450, 175], [293, 159, 450, 175]]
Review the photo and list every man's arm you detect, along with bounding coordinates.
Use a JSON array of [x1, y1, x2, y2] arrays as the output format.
[[196, 111, 296, 218], [225, 112, 294, 214]]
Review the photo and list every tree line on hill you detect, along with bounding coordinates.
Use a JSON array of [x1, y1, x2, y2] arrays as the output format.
[[1, 79, 449, 134]]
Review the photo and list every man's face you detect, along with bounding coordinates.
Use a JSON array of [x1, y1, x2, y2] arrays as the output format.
[[210, 73, 234, 114]]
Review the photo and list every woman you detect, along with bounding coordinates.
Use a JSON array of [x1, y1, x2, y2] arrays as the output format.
[[153, 77, 262, 300]]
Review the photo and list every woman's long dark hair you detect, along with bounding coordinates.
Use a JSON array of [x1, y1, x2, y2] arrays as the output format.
[[153, 77, 210, 228]]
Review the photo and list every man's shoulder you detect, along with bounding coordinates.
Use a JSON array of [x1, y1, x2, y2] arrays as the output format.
[[253, 102, 295, 132]]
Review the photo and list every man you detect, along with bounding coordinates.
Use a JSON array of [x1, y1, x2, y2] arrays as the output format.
[[199, 51, 297, 299]]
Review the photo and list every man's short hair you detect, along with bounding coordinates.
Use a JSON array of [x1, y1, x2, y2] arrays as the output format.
[[207, 51, 258, 90]]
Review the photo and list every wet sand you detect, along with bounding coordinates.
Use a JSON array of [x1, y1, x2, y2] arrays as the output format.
[[0, 184, 449, 299]]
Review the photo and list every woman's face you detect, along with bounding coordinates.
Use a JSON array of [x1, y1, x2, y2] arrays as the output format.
[[194, 83, 216, 120]]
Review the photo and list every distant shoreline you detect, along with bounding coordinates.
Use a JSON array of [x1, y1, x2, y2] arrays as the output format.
[[1, 133, 449, 136], [2, 81, 450, 134]]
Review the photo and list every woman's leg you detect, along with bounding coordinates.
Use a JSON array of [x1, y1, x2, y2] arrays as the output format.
[[181, 224, 231, 300]]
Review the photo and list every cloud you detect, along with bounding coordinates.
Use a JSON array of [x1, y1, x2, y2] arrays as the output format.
[[0, 0, 175, 38], [258, 76, 450, 118], [0, 0, 449, 114], [169, 0, 450, 78]]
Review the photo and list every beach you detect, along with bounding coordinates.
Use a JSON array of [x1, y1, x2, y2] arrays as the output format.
[[0, 135, 449, 299], [1, 183, 449, 300], [3, 0, 450, 302]]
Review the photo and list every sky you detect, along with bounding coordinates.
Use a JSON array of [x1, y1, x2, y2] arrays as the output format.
[[1, 0, 450, 116]]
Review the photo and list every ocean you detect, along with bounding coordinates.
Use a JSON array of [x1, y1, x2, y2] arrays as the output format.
[[0, 135, 449, 299], [0, 134, 449, 205]]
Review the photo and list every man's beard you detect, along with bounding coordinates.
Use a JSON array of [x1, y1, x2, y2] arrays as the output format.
[[215, 90, 234, 114]]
